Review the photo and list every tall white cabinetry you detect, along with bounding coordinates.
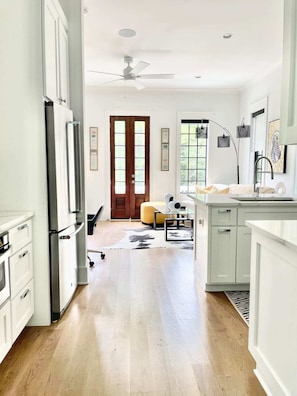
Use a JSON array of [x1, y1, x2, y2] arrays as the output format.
[[280, 0, 297, 144], [43, 0, 70, 107]]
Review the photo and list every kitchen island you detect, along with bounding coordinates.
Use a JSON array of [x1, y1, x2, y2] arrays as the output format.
[[246, 219, 297, 395], [188, 193, 297, 291]]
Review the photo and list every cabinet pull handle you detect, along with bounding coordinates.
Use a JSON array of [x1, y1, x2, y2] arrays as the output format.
[[19, 250, 28, 259], [218, 209, 231, 213], [20, 289, 30, 299], [18, 223, 28, 231], [218, 229, 231, 232]]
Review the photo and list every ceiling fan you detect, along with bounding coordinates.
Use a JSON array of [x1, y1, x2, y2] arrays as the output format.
[[88, 56, 175, 90]]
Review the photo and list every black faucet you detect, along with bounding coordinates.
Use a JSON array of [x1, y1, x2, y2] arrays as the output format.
[[254, 156, 274, 193]]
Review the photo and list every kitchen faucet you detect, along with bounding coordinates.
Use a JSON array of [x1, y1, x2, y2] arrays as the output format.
[[254, 156, 274, 194]]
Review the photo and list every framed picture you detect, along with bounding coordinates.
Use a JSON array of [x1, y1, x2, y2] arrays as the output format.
[[161, 143, 169, 171], [161, 128, 169, 143], [266, 119, 287, 173], [89, 127, 98, 170]]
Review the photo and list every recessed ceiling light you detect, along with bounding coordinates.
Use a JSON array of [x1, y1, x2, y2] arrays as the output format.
[[119, 29, 136, 38], [223, 33, 232, 39], [195, 75, 202, 79]]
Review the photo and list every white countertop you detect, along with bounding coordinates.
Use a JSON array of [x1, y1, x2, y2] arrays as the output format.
[[0, 211, 34, 233], [246, 219, 297, 253], [188, 193, 297, 207]]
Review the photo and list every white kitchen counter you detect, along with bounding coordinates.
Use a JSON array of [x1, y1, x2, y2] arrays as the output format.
[[188, 193, 297, 207], [0, 211, 34, 233], [246, 219, 297, 254]]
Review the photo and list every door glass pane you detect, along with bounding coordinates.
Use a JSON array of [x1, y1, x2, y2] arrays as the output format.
[[134, 121, 145, 194], [115, 121, 126, 194]]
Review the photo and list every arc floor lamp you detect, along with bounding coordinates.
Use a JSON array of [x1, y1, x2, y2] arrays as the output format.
[[196, 119, 250, 184]]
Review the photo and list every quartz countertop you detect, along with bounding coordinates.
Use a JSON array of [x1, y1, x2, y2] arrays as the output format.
[[246, 219, 297, 253], [188, 193, 297, 207], [0, 211, 34, 233]]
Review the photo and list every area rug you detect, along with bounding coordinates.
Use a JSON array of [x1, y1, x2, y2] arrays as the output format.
[[224, 291, 249, 326], [101, 226, 193, 250]]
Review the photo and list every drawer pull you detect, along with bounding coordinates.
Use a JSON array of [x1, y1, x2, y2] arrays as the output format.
[[19, 250, 28, 259], [218, 229, 231, 233], [218, 209, 231, 213], [18, 223, 28, 231], [20, 289, 30, 299]]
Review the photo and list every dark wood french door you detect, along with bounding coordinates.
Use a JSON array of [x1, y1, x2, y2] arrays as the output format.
[[110, 116, 150, 219]]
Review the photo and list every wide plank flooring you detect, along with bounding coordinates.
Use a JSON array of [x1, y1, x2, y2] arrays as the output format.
[[0, 221, 265, 395]]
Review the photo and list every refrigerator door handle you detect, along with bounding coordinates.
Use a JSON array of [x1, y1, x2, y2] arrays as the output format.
[[67, 121, 82, 214], [59, 222, 84, 240], [73, 121, 82, 214]]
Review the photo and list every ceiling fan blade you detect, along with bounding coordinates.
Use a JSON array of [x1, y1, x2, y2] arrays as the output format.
[[138, 74, 175, 79], [131, 79, 145, 90], [88, 70, 124, 78], [130, 61, 149, 75], [101, 77, 124, 86]]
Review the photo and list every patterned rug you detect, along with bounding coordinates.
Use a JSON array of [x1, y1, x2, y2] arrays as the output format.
[[224, 291, 249, 326], [101, 226, 193, 250]]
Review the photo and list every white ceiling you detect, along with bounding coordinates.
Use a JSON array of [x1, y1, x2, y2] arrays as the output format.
[[83, 0, 284, 91]]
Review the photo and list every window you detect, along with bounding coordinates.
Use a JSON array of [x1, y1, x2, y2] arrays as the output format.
[[180, 120, 208, 194]]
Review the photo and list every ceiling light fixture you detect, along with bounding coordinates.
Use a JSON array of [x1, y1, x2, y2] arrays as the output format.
[[119, 29, 136, 38], [222, 33, 232, 39]]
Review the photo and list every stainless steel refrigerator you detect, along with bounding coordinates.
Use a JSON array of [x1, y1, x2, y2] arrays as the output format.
[[45, 101, 84, 322]]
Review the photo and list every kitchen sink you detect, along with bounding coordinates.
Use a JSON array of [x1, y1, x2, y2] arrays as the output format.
[[232, 196, 295, 202]]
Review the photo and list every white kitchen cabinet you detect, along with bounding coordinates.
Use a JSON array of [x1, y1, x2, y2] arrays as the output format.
[[42, 0, 69, 107], [9, 243, 33, 300], [192, 195, 297, 292], [0, 300, 12, 364], [236, 227, 251, 283], [210, 226, 236, 283], [247, 220, 297, 395], [11, 280, 34, 343], [9, 219, 32, 255], [280, 0, 297, 144], [8, 217, 34, 344]]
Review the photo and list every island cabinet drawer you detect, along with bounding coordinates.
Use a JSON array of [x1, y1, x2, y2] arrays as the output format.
[[211, 208, 237, 225], [9, 243, 33, 299], [9, 219, 32, 254], [11, 279, 34, 343], [237, 207, 297, 226]]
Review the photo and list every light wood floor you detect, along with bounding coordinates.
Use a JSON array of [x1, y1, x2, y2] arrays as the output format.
[[0, 221, 265, 396]]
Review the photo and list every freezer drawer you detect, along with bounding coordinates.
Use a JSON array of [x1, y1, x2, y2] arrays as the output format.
[[50, 224, 80, 321]]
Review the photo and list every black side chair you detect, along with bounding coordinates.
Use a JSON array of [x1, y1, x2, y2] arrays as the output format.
[[87, 204, 105, 266]]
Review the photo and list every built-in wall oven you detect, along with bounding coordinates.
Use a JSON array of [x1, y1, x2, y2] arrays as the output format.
[[0, 231, 10, 306]]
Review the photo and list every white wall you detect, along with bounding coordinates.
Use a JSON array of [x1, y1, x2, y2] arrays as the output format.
[[239, 64, 297, 195], [85, 88, 241, 218]]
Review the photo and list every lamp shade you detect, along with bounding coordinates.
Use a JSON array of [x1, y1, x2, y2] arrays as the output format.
[[217, 135, 230, 147], [237, 125, 250, 138]]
